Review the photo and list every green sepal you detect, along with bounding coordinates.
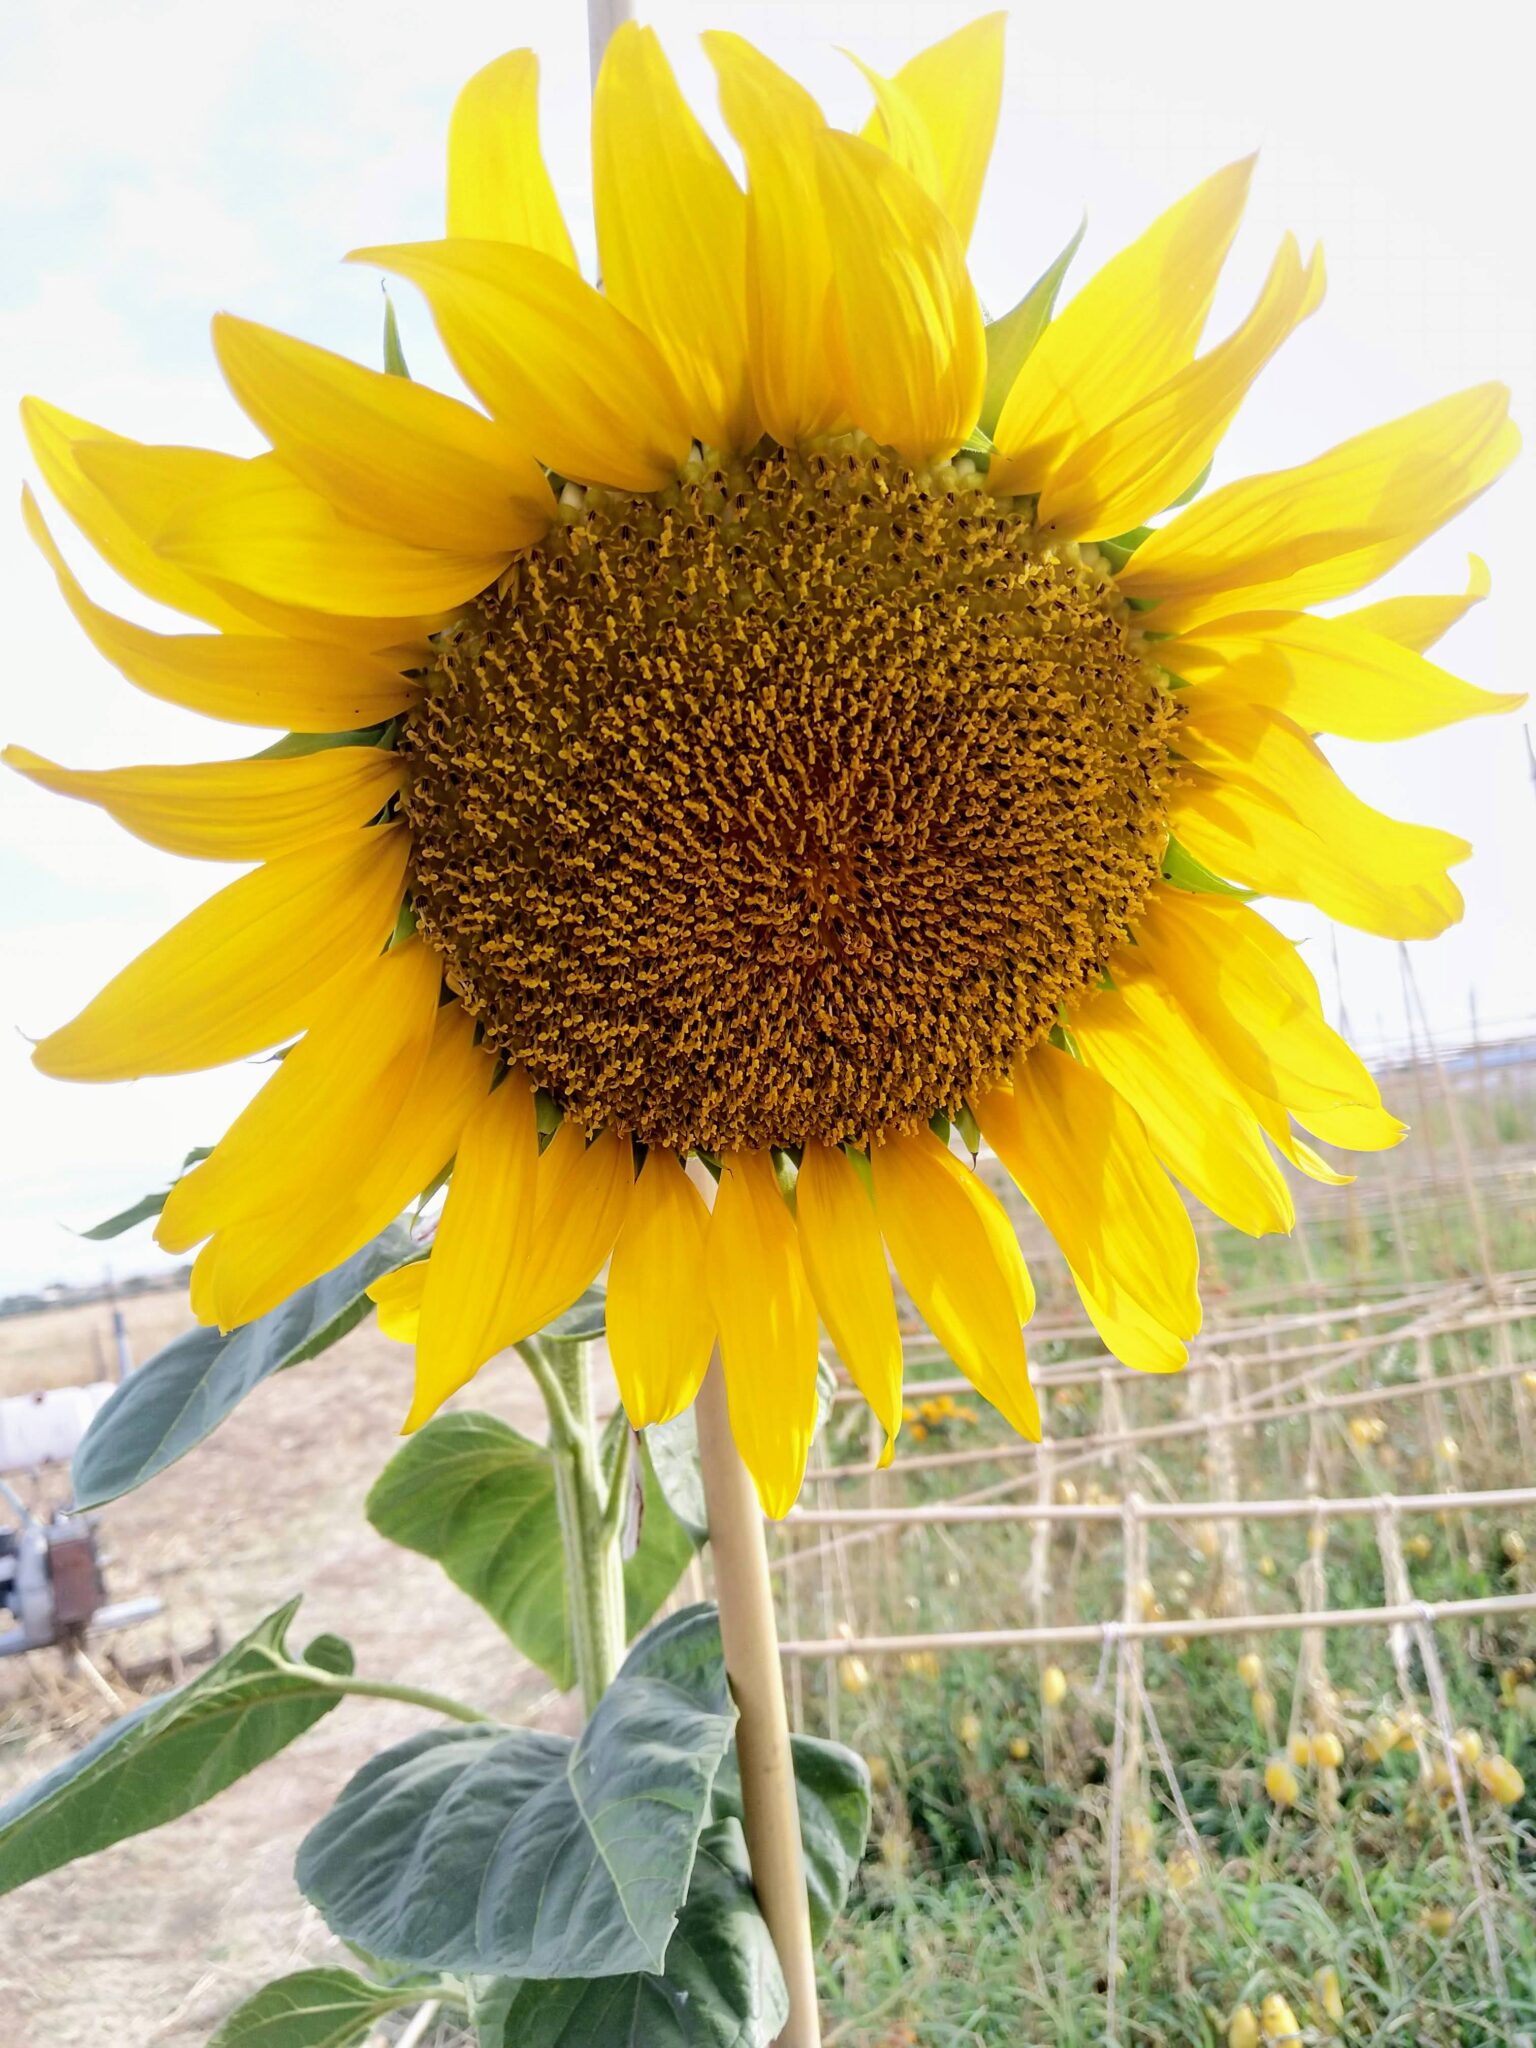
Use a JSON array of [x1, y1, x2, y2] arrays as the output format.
[[979, 217, 1087, 438], [1161, 835, 1256, 900], [255, 723, 394, 760], [382, 290, 410, 379]]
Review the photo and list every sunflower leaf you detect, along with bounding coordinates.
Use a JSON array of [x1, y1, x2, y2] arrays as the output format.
[[208, 1966, 439, 2048], [466, 1821, 788, 2048], [0, 1600, 351, 1897], [710, 1734, 871, 1946], [295, 1605, 736, 1978], [71, 1223, 417, 1507]]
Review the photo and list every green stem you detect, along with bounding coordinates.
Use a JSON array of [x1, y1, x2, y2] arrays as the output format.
[[273, 1661, 493, 1725], [529, 1334, 626, 1714]]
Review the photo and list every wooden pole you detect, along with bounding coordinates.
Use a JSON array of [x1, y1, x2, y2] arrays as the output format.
[[695, 1356, 823, 2047]]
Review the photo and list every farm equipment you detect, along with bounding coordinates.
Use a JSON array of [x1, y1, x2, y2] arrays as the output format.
[[0, 1482, 160, 1657]]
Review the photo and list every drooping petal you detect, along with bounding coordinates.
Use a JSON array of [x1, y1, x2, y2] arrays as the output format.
[[31, 824, 409, 1080], [212, 314, 555, 554], [1174, 698, 1469, 938], [1038, 236, 1325, 541], [405, 1074, 541, 1429], [817, 129, 985, 464], [870, 1129, 1039, 1439], [21, 488, 417, 729], [606, 1148, 715, 1429], [705, 1149, 821, 1519], [1128, 888, 1391, 1121], [193, 999, 492, 1330], [150, 452, 507, 617], [446, 48, 576, 266], [795, 1142, 904, 1454], [371, 1261, 428, 1345], [1119, 383, 1519, 626], [1072, 975, 1294, 1236], [157, 937, 443, 1250], [503, 1122, 634, 1341], [703, 32, 843, 448], [855, 13, 1005, 248], [977, 1046, 1201, 1373], [21, 397, 257, 630], [593, 25, 757, 454], [349, 239, 693, 492], [990, 158, 1255, 495], [3, 742, 403, 861], [1342, 554, 1490, 655], [1166, 607, 1523, 742]]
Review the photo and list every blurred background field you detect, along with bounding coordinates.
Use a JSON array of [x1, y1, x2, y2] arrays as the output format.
[[2, 995, 1534, 2048]]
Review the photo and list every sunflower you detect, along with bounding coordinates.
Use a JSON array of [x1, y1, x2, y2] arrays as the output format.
[[10, 19, 1520, 1517]]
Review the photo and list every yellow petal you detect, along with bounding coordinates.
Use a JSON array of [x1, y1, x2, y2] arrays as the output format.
[[978, 1046, 1201, 1372], [1072, 975, 1294, 1235], [4, 742, 402, 861], [1174, 698, 1469, 939], [606, 1148, 715, 1429], [504, 1122, 634, 1341], [150, 452, 507, 617], [1166, 605, 1524, 742], [870, 1129, 1040, 1439], [22, 487, 417, 730], [703, 32, 843, 449], [1343, 555, 1490, 655], [1290, 1098, 1406, 1153], [212, 315, 555, 554], [990, 158, 1255, 496], [157, 938, 442, 1250], [21, 397, 257, 630], [32, 824, 408, 1080], [371, 1261, 428, 1345], [1119, 383, 1519, 626], [446, 49, 576, 266], [817, 130, 985, 464], [1128, 888, 1389, 1119], [1038, 236, 1325, 541], [856, 13, 1005, 248], [705, 1149, 821, 1519], [349, 239, 693, 493], [406, 1074, 541, 1429], [593, 25, 757, 454], [795, 1142, 904, 1450], [192, 998, 491, 1330]]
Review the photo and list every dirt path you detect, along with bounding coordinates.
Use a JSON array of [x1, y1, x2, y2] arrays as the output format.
[[0, 1292, 562, 2046]]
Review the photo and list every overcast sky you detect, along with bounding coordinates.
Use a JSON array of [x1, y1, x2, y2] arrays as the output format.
[[1, 0, 1531, 1295]]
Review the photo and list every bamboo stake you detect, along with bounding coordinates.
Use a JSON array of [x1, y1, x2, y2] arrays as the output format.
[[694, 1358, 822, 2047]]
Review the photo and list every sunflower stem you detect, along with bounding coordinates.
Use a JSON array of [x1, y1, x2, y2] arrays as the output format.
[[533, 1333, 626, 1714]]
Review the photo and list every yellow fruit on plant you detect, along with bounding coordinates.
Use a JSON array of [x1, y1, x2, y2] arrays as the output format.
[[1523, 1371, 1536, 1395], [1041, 1664, 1068, 1708], [1007, 1735, 1032, 1762], [839, 1654, 870, 1695], [1476, 1753, 1525, 1804], [1421, 1905, 1456, 1937], [1056, 1479, 1079, 1505], [1403, 1533, 1433, 1562], [1314, 1966, 1344, 2027], [1227, 2005, 1259, 2048], [902, 1650, 940, 1680], [1167, 1845, 1200, 1892], [1437, 1435, 1459, 1461], [1194, 1521, 1220, 1560], [1451, 1728, 1483, 1768], [865, 1753, 890, 1790], [1237, 1652, 1264, 1690], [1260, 1993, 1302, 2042], [1251, 1688, 1277, 1727], [1289, 1732, 1313, 1768], [1258, 1555, 1278, 1579], [1361, 1714, 1402, 1762], [1312, 1732, 1344, 1770], [957, 1712, 983, 1752], [1503, 1530, 1527, 1564], [1265, 1757, 1300, 1807], [1125, 1814, 1154, 1861]]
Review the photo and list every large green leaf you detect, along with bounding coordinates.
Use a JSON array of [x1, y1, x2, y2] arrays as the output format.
[[979, 218, 1087, 437], [73, 1223, 416, 1507], [712, 1733, 871, 1946], [469, 1821, 788, 2048], [296, 1606, 736, 1978], [365, 1410, 696, 1689], [0, 1600, 350, 1896], [209, 1968, 435, 2048]]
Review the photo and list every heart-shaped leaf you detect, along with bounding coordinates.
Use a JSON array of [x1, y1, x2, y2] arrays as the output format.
[[296, 1606, 735, 1978], [0, 1600, 350, 1896], [72, 1223, 417, 1507], [364, 1411, 696, 1689], [468, 1820, 788, 2048], [209, 1967, 435, 2047]]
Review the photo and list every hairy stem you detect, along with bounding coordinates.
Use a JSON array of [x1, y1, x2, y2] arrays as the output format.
[[533, 1334, 626, 1713]]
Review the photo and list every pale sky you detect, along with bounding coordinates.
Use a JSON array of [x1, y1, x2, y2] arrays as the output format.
[[1, 0, 1532, 1294]]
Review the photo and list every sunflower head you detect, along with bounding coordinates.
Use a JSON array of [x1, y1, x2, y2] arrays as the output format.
[[9, 15, 1520, 1515]]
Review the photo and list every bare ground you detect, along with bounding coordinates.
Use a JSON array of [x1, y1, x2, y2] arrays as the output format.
[[0, 1290, 560, 2047]]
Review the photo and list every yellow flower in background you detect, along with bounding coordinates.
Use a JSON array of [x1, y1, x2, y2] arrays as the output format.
[[9, 17, 1521, 1516]]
